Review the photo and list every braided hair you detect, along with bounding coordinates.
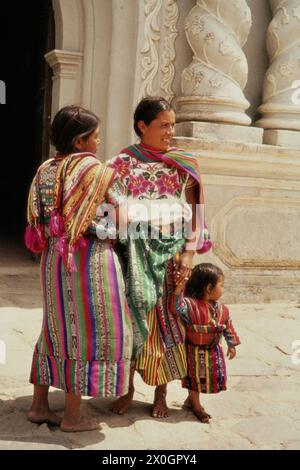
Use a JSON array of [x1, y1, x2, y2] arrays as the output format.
[[185, 263, 224, 299]]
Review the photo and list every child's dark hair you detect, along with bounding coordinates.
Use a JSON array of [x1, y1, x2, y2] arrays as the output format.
[[185, 263, 224, 299], [50, 105, 100, 154]]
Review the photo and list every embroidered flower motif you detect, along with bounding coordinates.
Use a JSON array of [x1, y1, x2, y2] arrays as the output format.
[[110, 157, 130, 177], [156, 174, 181, 196], [128, 175, 154, 197]]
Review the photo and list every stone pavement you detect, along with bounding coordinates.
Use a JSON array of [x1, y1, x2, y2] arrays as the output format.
[[0, 244, 299, 450]]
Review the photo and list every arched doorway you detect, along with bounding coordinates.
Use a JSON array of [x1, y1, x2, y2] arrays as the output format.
[[0, 0, 54, 238]]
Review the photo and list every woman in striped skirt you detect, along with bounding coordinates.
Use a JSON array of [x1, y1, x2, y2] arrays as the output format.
[[108, 97, 212, 418], [25, 106, 133, 432]]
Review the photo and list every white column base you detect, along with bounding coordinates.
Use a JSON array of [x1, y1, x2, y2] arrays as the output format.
[[263, 129, 300, 149], [175, 121, 263, 144]]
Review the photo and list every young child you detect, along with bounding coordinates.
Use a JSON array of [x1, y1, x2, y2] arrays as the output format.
[[169, 263, 240, 423]]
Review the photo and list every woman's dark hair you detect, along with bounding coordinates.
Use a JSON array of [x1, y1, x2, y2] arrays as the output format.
[[133, 96, 174, 137], [50, 105, 100, 154], [185, 263, 224, 299]]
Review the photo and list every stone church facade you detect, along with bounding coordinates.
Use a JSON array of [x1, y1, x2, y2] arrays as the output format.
[[45, 0, 300, 303]]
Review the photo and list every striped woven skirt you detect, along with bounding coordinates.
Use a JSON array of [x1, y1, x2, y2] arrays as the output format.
[[135, 258, 187, 386], [182, 343, 227, 393], [30, 237, 133, 397]]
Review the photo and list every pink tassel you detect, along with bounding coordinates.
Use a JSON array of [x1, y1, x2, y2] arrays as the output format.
[[56, 237, 78, 272], [74, 236, 87, 251], [49, 211, 64, 237], [25, 224, 47, 253], [56, 236, 68, 265], [198, 239, 213, 254], [197, 226, 213, 254], [68, 251, 77, 273]]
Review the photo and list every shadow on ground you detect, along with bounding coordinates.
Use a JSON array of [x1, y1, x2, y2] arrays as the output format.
[[0, 391, 197, 449]]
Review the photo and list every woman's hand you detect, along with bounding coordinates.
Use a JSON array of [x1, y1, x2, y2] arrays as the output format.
[[227, 346, 236, 360], [174, 250, 195, 286], [174, 278, 186, 295]]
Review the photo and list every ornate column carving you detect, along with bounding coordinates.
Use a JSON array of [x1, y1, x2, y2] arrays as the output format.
[[137, 0, 179, 103], [256, 0, 300, 132], [176, 0, 252, 126]]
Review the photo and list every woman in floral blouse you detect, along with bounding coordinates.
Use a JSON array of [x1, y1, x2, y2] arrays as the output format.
[[108, 96, 211, 418]]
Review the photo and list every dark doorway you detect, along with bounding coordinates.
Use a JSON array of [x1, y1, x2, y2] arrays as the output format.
[[0, 0, 55, 239]]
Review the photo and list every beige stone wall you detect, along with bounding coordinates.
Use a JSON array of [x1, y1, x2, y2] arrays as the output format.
[[174, 137, 300, 303], [46, 0, 300, 302], [172, 1, 300, 302]]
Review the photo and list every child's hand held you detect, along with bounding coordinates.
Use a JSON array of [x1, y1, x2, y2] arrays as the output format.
[[227, 346, 236, 360]]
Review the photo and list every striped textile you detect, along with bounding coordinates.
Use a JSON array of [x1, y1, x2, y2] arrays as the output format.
[[121, 143, 212, 254], [183, 343, 227, 394], [169, 295, 240, 393], [134, 256, 187, 385], [121, 144, 202, 184], [27, 152, 115, 270], [28, 156, 133, 397], [108, 144, 212, 386], [124, 223, 185, 357], [31, 238, 133, 397]]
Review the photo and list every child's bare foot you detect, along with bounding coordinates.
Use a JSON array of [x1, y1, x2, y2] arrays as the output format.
[[152, 385, 168, 418], [60, 416, 101, 432], [27, 409, 62, 426], [110, 389, 134, 415], [192, 405, 211, 423], [184, 392, 211, 423]]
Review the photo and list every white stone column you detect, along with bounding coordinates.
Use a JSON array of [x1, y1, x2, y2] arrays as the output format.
[[45, 49, 83, 117], [256, 0, 300, 146], [176, 0, 252, 126]]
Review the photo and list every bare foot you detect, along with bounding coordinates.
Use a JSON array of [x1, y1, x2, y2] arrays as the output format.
[[183, 397, 211, 423], [192, 406, 211, 423], [27, 409, 62, 426], [60, 416, 101, 432], [110, 390, 134, 415], [152, 386, 169, 418]]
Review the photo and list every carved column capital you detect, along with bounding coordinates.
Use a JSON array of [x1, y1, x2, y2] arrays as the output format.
[[45, 49, 83, 115]]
